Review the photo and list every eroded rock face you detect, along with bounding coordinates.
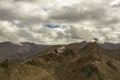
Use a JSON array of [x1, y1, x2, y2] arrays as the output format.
[[0, 42, 120, 80]]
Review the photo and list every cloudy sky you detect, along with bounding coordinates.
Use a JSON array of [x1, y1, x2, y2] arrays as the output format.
[[0, 0, 120, 44]]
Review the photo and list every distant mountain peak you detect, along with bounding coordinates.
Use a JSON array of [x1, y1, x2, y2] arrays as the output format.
[[83, 42, 103, 51], [0, 41, 14, 45]]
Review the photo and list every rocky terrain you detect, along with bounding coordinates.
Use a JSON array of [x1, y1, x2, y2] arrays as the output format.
[[0, 42, 120, 80]]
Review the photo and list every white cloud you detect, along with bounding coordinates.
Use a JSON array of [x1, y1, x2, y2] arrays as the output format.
[[0, 0, 119, 44], [0, 20, 20, 42]]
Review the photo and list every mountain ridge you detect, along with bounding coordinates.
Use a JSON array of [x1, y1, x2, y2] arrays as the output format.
[[0, 41, 50, 61], [0, 42, 120, 80]]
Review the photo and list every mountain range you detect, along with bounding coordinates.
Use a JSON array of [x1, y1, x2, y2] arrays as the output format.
[[0, 41, 120, 61], [0, 42, 120, 80], [0, 41, 49, 61]]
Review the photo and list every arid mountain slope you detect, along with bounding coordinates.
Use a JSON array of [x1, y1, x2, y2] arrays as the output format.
[[0, 42, 120, 80]]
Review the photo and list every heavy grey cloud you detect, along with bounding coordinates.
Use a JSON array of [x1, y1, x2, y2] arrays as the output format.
[[49, 4, 106, 23], [49, 1, 120, 25], [0, 0, 48, 26]]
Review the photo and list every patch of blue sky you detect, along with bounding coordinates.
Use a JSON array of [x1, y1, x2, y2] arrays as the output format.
[[44, 24, 66, 29]]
